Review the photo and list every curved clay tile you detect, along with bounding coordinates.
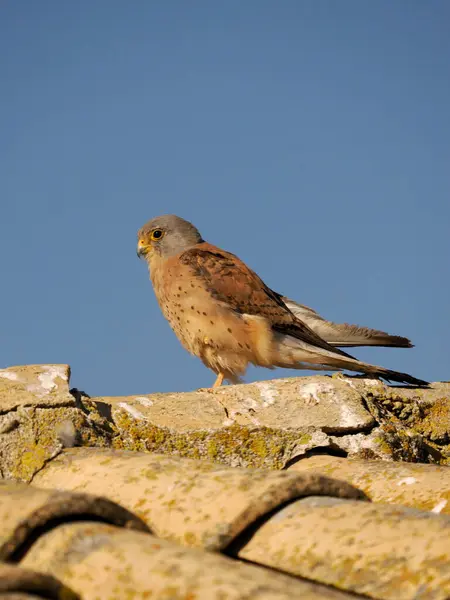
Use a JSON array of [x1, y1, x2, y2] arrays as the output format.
[[0, 563, 78, 600], [32, 447, 367, 549], [233, 495, 450, 599], [33, 449, 450, 599], [289, 455, 450, 515], [0, 481, 149, 561], [19, 521, 356, 600]]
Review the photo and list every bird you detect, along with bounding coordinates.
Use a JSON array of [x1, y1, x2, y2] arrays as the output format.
[[137, 214, 428, 388]]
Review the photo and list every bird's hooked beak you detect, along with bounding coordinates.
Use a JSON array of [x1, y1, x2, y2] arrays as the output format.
[[137, 239, 151, 259]]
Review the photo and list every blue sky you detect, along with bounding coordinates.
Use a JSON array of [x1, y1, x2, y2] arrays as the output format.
[[1, 1, 449, 396]]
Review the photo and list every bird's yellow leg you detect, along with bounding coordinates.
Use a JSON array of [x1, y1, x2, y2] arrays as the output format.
[[213, 372, 225, 388]]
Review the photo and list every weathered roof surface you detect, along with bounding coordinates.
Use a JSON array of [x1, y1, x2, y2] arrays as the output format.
[[0, 365, 73, 414], [0, 364, 449, 600], [20, 520, 355, 600], [0, 480, 148, 560], [93, 374, 450, 466], [32, 448, 366, 549], [290, 454, 450, 514]]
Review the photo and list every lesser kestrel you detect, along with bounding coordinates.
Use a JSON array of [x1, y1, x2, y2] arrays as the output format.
[[137, 215, 427, 388]]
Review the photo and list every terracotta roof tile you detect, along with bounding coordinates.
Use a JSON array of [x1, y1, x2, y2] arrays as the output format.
[[233, 495, 450, 599], [20, 521, 356, 599], [289, 455, 450, 514], [1, 364, 450, 599], [32, 448, 366, 550], [0, 481, 148, 561]]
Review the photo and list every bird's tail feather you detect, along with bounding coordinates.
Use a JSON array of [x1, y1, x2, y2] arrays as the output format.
[[282, 297, 413, 348], [323, 357, 428, 386], [273, 334, 428, 387]]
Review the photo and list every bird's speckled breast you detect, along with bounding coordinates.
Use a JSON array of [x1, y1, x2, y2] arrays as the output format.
[[148, 253, 256, 376]]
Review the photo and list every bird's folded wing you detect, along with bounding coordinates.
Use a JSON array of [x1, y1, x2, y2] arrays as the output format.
[[282, 297, 413, 348], [179, 244, 354, 359]]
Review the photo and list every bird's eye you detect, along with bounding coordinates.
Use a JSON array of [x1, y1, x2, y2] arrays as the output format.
[[151, 229, 164, 241]]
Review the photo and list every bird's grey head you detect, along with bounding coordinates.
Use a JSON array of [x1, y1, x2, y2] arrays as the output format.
[[137, 214, 204, 261]]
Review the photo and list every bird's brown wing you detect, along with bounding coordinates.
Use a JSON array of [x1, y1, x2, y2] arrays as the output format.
[[179, 243, 354, 358]]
